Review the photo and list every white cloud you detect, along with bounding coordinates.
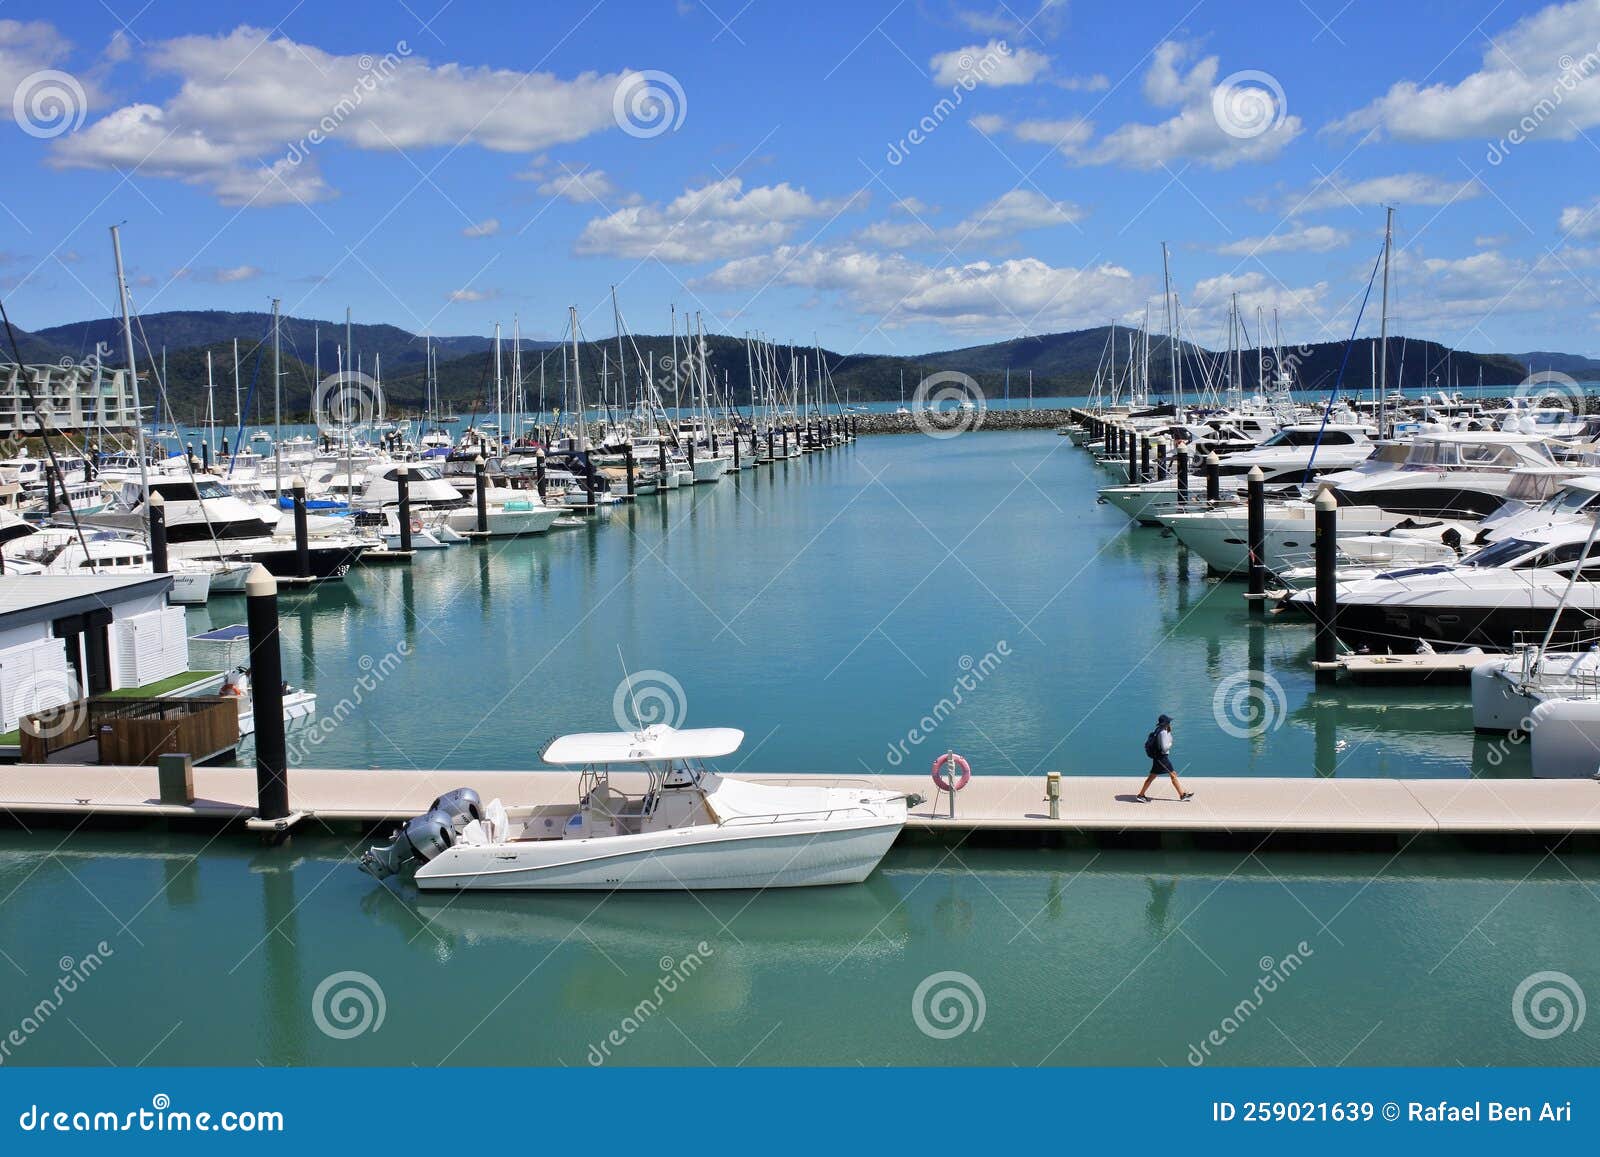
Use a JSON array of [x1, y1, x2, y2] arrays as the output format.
[[448, 288, 498, 302], [1189, 270, 1331, 335], [575, 178, 864, 262], [49, 26, 628, 205], [210, 264, 261, 283], [1280, 172, 1483, 213], [859, 190, 1083, 250], [698, 244, 1139, 335], [1057, 74, 1110, 92], [1215, 223, 1352, 257], [930, 40, 1050, 87], [1560, 197, 1600, 237], [1331, 0, 1600, 142], [0, 20, 90, 112], [531, 167, 627, 204], [1078, 40, 1301, 169], [462, 218, 500, 238]]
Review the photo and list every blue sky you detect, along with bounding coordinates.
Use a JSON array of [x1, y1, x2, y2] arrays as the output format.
[[3, 0, 1599, 358]]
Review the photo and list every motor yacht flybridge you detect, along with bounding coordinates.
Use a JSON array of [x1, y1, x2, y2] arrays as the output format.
[[359, 725, 914, 891]]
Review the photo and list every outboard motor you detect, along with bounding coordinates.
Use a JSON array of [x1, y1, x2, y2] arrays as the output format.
[[430, 787, 482, 824], [358, 806, 457, 880]]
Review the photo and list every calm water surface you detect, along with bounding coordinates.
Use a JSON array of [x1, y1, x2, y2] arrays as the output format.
[[2, 430, 1591, 1066]]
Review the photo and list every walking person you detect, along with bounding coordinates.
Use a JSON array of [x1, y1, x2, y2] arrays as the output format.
[[1137, 714, 1193, 802]]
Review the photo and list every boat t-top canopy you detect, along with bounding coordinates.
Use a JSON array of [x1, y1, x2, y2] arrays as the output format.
[[542, 725, 745, 765]]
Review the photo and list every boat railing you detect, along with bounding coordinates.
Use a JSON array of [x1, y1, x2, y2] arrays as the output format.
[[716, 804, 884, 828]]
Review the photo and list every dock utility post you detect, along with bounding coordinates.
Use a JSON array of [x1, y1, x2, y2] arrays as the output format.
[[1314, 489, 1339, 682], [474, 456, 488, 533], [148, 490, 168, 574], [1205, 452, 1221, 504], [247, 565, 290, 821], [396, 463, 412, 553], [1246, 466, 1265, 614], [157, 752, 195, 806], [1046, 771, 1061, 821], [291, 474, 310, 579]]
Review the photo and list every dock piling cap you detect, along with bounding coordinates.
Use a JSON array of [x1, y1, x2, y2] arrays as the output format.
[[474, 455, 485, 466], [1314, 488, 1338, 511], [244, 563, 278, 597], [148, 490, 165, 507], [396, 462, 408, 475], [1247, 465, 1264, 481], [291, 473, 306, 490]]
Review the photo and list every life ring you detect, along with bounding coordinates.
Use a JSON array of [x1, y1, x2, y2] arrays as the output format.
[[409, 517, 423, 534], [931, 752, 971, 792]]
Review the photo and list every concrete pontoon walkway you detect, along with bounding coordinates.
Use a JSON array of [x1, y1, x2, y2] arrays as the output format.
[[2, 765, 1598, 836]]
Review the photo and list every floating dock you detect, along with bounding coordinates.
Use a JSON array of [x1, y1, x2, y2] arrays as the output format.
[[2, 765, 1597, 838]]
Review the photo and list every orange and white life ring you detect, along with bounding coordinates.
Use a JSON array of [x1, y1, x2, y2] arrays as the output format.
[[409, 517, 424, 534], [931, 751, 971, 792]]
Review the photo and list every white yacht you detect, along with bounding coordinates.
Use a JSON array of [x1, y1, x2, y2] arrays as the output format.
[[1286, 519, 1600, 652], [359, 725, 912, 891], [1099, 424, 1377, 524], [1160, 499, 1466, 576], [1328, 431, 1560, 519]]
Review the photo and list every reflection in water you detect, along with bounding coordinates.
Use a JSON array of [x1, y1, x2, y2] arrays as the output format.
[[1144, 876, 1178, 933]]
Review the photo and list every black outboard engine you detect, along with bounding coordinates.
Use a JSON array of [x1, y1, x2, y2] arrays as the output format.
[[359, 802, 462, 880]]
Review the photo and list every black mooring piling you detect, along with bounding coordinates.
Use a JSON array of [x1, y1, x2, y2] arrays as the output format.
[[246, 566, 289, 821], [396, 463, 413, 553], [1247, 466, 1265, 613], [148, 490, 168, 574], [475, 455, 489, 533], [291, 475, 310, 579], [1314, 488, 1339, 682]]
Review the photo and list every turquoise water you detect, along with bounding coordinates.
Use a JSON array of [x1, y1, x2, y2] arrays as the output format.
[[3, 429, 1595, 1068], [196, 429, 1519, 778]]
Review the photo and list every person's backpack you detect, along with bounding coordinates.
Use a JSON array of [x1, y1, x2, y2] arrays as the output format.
[[1143, 729, 1163, 759]]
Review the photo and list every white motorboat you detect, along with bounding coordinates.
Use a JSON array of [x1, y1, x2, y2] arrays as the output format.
[[1470, 646, 1600, 733], [1099, 424, 1377, 524], [1328, 431, 1560, 519], [1160, 499, 1465, 576], [359, 725, 912, 891]]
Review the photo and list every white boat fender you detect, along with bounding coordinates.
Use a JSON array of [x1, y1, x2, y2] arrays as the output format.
[[931, 751, 971, 792]]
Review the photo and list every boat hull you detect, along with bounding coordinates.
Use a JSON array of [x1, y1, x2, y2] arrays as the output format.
[[415, 817, 902, 891]]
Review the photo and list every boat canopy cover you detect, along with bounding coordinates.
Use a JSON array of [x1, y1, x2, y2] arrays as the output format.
[[542, 724, 745, 765], [191, 624, 251, 642]]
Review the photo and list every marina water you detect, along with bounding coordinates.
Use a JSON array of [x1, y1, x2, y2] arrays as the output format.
[[2, 430, 1595, 1065]]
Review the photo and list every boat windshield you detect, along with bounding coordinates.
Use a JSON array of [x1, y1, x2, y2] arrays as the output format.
[[1459, 537, 1539, 568], [1540, 486, 1600, 515]]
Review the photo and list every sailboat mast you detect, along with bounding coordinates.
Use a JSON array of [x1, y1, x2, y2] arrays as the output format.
[[273, 297, 282, 493], [569, 305, 584, 451], [1161, 241, 1177, 406], [1378, 205, 1394, 438], [110, 226, 149, 497]]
